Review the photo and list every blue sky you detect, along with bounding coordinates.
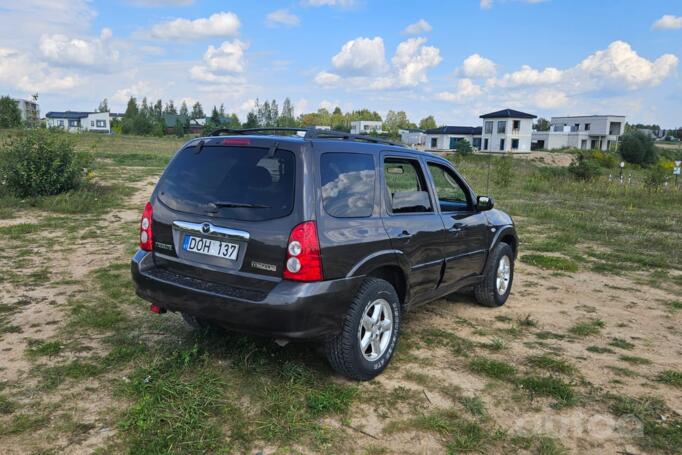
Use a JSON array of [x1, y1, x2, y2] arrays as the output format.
[[0, 0, 680, 127]]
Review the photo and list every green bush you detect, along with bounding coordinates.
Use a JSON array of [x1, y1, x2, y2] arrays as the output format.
[[494, 154, 513, 188], [456, 139, 473, 156], [0, 130, 90, 198], [620, 131, 657, 166], [568, 153, 600, 180]]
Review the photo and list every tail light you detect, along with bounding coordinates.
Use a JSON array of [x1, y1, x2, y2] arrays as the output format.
[[283, 221, 323, 282], [140, 202, 153, 251]]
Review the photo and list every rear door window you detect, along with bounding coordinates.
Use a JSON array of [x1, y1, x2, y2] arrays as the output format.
[[157, 146, 295, 221], [320, 152, 375, 218]]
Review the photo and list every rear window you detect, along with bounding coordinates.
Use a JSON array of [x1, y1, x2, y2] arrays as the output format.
[[157, 146, 295, 221], [320, 152, 375, 218]]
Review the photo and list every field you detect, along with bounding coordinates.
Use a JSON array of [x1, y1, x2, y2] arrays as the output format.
[[0, 132, 681, 454]]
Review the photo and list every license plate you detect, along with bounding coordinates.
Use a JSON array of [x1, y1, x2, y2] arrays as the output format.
[[182, 235, 239, 261]]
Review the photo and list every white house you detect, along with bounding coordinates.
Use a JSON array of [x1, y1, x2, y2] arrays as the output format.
[[480, 109, 536, 153], [13, 98, 40, 124], [350, 120, 383, 135], [424, 126, 482, 151], [531, 115, 625, 151], [399, 128, 426, 148], [46, 111, 111, 133]]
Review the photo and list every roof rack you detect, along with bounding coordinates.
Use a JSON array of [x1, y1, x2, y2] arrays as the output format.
[[208, 127, 403, 147]]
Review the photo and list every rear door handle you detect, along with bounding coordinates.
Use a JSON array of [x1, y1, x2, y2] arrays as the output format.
[[398, 229, 412, 238], [448, 224, 464, 234]]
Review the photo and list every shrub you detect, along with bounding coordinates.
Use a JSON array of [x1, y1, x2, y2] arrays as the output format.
[[456, 139, 473, 156], [494, 154, 513, 187], [0, 130, 90, 198], [620, 131, 657, 165], [589, 150, 619, 168], [568, 153, 600, 180], [0, 96, 22, 128]]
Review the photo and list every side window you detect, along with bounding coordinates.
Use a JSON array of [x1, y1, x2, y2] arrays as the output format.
[[427, 162, 471, 212], [320, 153, 375, 218], [383, 157, 432, 214]]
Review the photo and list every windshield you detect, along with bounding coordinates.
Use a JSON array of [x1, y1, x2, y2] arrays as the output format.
[[157, 145, 296, 221]]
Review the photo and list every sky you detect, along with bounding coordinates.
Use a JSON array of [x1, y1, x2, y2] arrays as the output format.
[[0, 0, 681, 128]]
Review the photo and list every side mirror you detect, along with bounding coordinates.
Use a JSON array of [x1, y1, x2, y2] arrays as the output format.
[[477, 195, 494, 211]]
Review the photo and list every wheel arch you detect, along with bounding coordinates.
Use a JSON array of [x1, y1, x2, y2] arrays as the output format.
[[347, 250, 410, 308]]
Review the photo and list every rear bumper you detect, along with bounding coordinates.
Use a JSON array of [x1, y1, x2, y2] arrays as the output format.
[[130, 250, 362, 340]]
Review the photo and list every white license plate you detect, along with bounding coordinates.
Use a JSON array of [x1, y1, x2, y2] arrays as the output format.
[[182, 235, 239, 261]]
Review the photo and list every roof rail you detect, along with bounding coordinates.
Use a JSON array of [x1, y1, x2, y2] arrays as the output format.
[[208, 127, 404, 147]]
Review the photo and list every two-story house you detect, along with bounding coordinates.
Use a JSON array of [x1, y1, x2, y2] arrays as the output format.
[[531, 115, 626, 151], [46, 111, 111, 133], [480, 109, 536, 153]]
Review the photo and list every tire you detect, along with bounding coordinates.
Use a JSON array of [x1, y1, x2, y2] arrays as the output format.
[[474, 242, 514, 308], [181, 312, 218, 330], [325, 278, 401, 381]]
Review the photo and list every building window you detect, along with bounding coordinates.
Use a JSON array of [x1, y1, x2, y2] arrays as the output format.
[[483, 138, 489, 150], [484, 121, 493, 134], [91, 121, 95, 127], [499, 139, 505, 150], [511, 139, 519, 150], [96, 120, 106, 128], [58, 120, 64, 126], [512, 120, 520, 131], [472, 138, 481, 149], [584, 123, 590, 131], [431, 137, 438, 148], [449, 137, 459, 149], [69, 119, 79, 127], [497, 121, 506, 134]]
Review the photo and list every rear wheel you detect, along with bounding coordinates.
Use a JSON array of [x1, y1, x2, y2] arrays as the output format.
[[325, 278, 401, 381], [474, 243, 514, 307]]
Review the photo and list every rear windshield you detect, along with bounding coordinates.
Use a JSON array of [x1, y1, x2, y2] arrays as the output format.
[[157, 146, 296, 221]]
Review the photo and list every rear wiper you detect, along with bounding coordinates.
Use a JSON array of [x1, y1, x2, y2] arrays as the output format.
[[210, 201, 270, 209]]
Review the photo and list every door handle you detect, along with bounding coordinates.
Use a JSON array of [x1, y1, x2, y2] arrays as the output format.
[[398, 229, 412, 238], [448, 224, 464, 234]]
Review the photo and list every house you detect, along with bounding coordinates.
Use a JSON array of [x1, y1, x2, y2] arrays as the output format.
[[531, 115, 625, 151], [424, 126, 482, 151], [46, 111, 111, 133], [13, 98, 40, 125], [163, 113, 190, 134], [399, 128, 426, 148], [350, 120, 383, 135], [480, 109, 536, 153]]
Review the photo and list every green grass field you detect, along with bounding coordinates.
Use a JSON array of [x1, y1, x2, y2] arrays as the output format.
[[0, 132, 681, 454]]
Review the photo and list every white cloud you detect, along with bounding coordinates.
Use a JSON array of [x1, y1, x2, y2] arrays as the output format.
[[437, 79, 482, 102], [190, 40, 248, 85], [492, 65, 563, 87], [331, 37, 388, 75], [317, 36, 441, 90], [403, 19, 432, 35], [653, 15, 682, 30], [39, 28, 120, 69], [150, 12, 240, 40], [0, 47, 78, 92], [530, 89, 569, 109], [112, 80, 160, 103], [576, 40, 678, 89], [480, 0, 493, 9], [266, 9, 300, 27], [392, 37, 442, 86], [458, 54, 497, 78]]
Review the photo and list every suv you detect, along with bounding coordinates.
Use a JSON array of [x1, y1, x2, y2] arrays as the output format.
[[131, 128, 518, 380]]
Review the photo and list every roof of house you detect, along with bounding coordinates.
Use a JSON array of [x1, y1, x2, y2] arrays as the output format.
[[425, 126, 482, 135], [45, 111, 93, 119], [480, 109, 537, 119]]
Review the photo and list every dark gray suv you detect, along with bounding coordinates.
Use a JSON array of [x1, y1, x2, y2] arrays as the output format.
[[131, 128, 518, 380]]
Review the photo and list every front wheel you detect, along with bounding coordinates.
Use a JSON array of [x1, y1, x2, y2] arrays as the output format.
[[325, 278, 401, 381], [474, 243, 514, 307]]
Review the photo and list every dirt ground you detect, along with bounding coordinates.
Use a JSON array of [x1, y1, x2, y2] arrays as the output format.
[[1, 172, 680, 454]]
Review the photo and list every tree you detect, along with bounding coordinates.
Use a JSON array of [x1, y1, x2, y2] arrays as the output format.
[[279, 97, 296, 127], [175, 117, 184, 137], [418, 116, 437, 130], [534, 117, 550, 131], [210, 106, 220, 125], [124, 97, 139, 117], [97, 98, 110, 112], [164, 100, 177, 115], [384, 110, 412, 134], [456, 139, 473, 156], [179, 101, 189, 117], [244, 111, 258, 128], [620, 131, 657, 165], [0, 96, 22, 128], [219, 103, 226, 117], [228, 113, 240, 129], [191, 102, 204, 120]]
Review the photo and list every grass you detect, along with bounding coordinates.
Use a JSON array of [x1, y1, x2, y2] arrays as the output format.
[[525, 354, 576, 375], [516, 376, 576, 405], [586, 345, 615, 354], [619, 355, 652, 365], [568, 319, 605, 336], [0, 394, 17, 414], [656, 370, 682, 388], [521, 254, 579, 272], [25, 339, 63, 358], [419, 328, 475, 356], [609, 337, 635, 350], [468, 357, 517, 380]]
